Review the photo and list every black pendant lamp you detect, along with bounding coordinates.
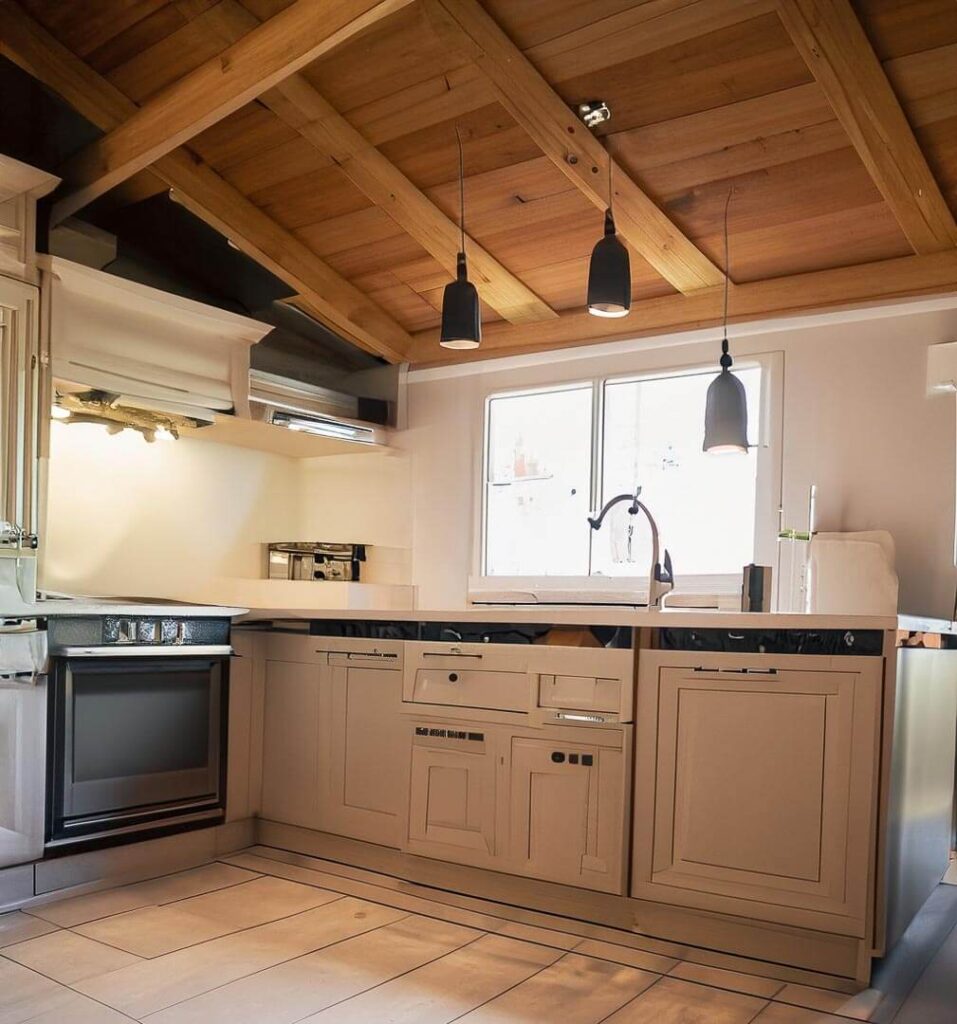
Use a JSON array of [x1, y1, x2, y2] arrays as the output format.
[[587, 161, 630, 318], [440, 128, 481, 350], [703, 189, 749, 453]]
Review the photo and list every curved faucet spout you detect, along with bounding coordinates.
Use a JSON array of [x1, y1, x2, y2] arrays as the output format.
[[586, 486, 674, 608]]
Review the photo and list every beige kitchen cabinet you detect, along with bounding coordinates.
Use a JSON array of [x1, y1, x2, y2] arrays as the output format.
[[508, 733, 628, 894], [633, 650, 883, 937], [317, 646, 405, 848], [407, 726, 502, 869], [0, 275, 41, 560], [260, 652, 322, 830]]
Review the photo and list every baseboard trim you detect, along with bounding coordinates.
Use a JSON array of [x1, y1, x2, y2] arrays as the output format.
[[254, 819, 865, 991]]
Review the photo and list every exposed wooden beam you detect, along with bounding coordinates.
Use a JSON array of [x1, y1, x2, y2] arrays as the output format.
[[776, 0, 957, 253], [409, 249, 957, 365], [202, 0, 556, 326], [0, 0, 413, 363], [51, 0, 415, 223], [420, 0, 726, 294]]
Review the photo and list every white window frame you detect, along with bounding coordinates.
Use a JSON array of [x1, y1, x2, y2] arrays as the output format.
[[475, 351, 783, 597]]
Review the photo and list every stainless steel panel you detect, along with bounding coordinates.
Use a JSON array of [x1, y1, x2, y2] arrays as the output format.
[[885, 648, 957, 951]]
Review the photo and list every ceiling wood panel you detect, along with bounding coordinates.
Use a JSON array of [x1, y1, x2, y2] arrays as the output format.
[[777, 0, 957, 252], [5, 0, 957, 364]]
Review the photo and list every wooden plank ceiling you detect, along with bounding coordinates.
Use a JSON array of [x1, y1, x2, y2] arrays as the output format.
[[2, 0, 957, 366]]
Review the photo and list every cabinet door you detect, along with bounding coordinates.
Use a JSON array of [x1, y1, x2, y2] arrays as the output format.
[[260, 659, 321, 829], [407, 733, 499, 868], [634, 657, 882, 934], [319, 661, 404, 847], [508, 736, 626, 893], [0, 277, 40, 552]]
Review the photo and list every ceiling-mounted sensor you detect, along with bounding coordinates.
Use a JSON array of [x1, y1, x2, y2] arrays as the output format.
[[578, 101, 611, 129]]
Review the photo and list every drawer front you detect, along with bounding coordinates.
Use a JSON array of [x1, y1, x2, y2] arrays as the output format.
[[404, 642, 535, 713], [539, 674, 621, 714]]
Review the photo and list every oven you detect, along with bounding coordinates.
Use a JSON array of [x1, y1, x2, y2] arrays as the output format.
[[46, 616, 231, 848]]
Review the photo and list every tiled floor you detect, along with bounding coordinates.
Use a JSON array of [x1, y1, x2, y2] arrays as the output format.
[[0, 849, 892, 1023]]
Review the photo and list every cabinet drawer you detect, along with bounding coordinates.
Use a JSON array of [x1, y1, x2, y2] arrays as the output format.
[[403, 642, 535, 713], [539, 674, 621, 714]]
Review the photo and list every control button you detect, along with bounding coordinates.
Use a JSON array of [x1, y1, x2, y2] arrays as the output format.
[[137, 619, 157, 643], [551, 751, 565, 763], [467, 732, 484, 742], [569, 753, 579, 765], [429, 728, 446, 737], [582, 754, 594, 766], [415, 727, 428, 736], [448, 672, 459, 682]]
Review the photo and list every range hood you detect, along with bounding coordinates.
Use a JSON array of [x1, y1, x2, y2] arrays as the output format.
[[247, 369, 389, 446], [43, 255, 270, 420]]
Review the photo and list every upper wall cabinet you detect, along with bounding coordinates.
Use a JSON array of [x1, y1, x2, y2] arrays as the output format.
[[42, 255, 269, 420], [0, 155, 58, 286], [633, 650, 883, 938]]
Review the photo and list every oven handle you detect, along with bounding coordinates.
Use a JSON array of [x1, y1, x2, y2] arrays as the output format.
[[52, 644, 234, 658]]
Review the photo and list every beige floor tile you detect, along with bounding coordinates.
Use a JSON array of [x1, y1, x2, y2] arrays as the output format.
[[753, 1005, 857, 1024], [0, 912, 58, 950], [0, 958, 79, 1024], [455, 951, 658, 1023], [26, 863, 260, 927], [496, 921, 582, 950], [75, 897, 404, 1018], [1, 929, 140, 984], [775, 983, 879, 1019], [75, 905, 241, 958], [602, 976, 768, 1023], [669, 961, 785, 999], [143, 915, 482, 1024], [75, 876, 338, 956], [574, 938, 678, 975], [296, 932, 562, 1023], [13, 991, 137, 1023]]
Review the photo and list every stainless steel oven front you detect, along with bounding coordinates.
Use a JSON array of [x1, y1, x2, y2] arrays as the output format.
[[46, 616, 231, 848]]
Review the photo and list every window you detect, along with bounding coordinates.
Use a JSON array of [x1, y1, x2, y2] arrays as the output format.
[[482, 362, 770, 585], [484, 385, 593, 576]]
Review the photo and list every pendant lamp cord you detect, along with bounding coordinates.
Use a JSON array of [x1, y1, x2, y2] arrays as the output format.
[[721, 186, 734, 367], [608, 154, 614, 218], [455, 126, 466, 254]]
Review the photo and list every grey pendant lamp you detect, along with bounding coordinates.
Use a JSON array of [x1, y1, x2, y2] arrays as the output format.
[[440, 128, 481, 350], [587, 160, 630, 318], [703, 188, 749, 453]]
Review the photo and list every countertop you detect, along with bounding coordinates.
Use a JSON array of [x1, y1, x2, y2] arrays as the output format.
[[2, 596, 247, 619], [238, 604, 903, 631]]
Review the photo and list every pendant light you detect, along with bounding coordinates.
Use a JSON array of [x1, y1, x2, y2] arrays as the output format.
[[703, 188, 749, 453], [587, 159, 630, 317], [440, 127, 481, 349]]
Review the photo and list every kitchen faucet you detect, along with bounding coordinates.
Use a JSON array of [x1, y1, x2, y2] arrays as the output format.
[[587, 487, 674, 608]]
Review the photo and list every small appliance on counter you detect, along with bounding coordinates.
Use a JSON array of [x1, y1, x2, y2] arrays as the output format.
[[266, 542, 367, 582]]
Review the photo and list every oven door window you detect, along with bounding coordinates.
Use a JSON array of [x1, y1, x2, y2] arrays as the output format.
[[61, 659, 223, 820]]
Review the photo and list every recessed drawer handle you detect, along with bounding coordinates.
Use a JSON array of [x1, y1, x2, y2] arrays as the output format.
[[421, 651, 483, 659], [315, 650, 398, 659]]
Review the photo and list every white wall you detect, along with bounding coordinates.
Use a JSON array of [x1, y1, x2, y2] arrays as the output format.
[[403, 302, 957, 617], [42, 423, 300, 602], [42, 425, 415, 604]]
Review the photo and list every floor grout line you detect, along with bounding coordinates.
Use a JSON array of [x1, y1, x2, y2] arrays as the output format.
[[443, 947, 572, 1024]]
